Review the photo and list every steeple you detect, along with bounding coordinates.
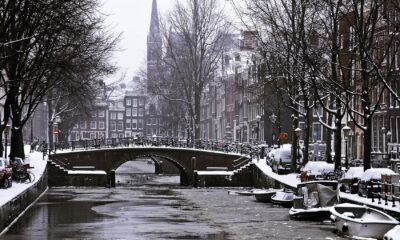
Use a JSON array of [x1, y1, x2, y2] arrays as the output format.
[[147, 0, 162, 63], [147, 0, 162, 93], [149, 0, 160, 34]]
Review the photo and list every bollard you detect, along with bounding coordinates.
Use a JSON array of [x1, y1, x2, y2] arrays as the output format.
[[385, 194, 388, 206], [392, 196, 396, 208], [371, 193, 375, 203], [378, 194, 382, 204]]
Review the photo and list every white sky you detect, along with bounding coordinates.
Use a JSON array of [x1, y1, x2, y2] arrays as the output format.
[[101, 0, 176, 84]]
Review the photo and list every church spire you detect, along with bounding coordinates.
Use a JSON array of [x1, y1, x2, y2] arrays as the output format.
[[149, 0, 160, 34]]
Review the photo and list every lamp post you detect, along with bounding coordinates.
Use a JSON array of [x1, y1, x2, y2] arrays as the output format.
[[295, 127, 302, 165], [239, 122, 243, 143], [54, 116, 61, 151], [387, 130, 392, 164], [4, 124, 11, 159], [342, 125, 351, 169], [381, 127, 386, 155], [256, 115, 261, 144], [269, 113, 277, 146]]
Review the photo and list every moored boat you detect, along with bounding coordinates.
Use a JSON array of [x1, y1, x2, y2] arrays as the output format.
[[253, 188, 283, 203], [330, 203, 399, 239], [289, 180, 338, 220], [271, 190, 294, 208]]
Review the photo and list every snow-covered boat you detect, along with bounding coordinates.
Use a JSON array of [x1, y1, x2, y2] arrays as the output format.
[[384, 225, 400, 240], [271, 190, 294, 208], [330, 203, 399, 239], [253, 188, 283, 203], [228, 189, 254, 196], [289, 181, 338, 220]]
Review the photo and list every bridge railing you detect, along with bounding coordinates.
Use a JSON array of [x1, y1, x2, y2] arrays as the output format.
[[48, 137, 263, 159]]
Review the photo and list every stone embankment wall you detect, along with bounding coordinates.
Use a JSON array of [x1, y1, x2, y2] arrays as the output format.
[[47, 161, 107, 187], [0, 169, 48, 234]]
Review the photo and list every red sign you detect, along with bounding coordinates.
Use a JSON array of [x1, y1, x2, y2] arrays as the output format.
[[278, 132, 288, 140]]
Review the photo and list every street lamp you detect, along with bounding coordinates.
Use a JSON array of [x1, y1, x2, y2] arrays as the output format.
[[4, 124, 11, 159], [295, 127, 302, 164], [269, 113, 277, 146], [239, 122, 243, 143], [256, 115, 261, 143], [381, 127, 386, 154], [387, 130, 392, 163], [342, 125, 351, 169]]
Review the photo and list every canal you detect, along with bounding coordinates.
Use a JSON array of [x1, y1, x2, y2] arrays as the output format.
[[2, 160, 343, 239]]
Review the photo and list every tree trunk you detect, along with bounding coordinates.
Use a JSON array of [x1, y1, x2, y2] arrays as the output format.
[[334, 102, 342, 171], [291, 112, 299, 172], [9, 125, 25, 160]]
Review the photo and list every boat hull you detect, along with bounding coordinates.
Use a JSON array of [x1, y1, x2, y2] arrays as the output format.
[[333, 218, 397, 239], [330, 203, 399, 239], [254, 190, 282, 203], [289, 207, 331, 221]]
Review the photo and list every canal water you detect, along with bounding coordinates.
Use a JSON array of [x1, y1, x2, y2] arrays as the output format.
[[2, 160, 344, 240]]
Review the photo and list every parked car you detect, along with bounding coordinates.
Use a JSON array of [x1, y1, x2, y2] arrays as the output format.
[[358, 168, 396, 197], [0, 158, 13, 188], [271, 148, 297, 174]]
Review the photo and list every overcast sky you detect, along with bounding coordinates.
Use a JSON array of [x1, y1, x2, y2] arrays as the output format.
[[101, 0, 176, 84], [100, 0, 237, 84]]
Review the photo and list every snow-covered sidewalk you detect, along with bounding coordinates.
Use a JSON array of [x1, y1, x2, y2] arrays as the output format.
[[0, 146, 47, 208], [253, 158, 300, 188]]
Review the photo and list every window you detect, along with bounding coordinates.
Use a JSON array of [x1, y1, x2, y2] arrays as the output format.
[[90, 121, 96, 129], [80, 121, 86, 129], [133, 98, 138, 107], [92, 111, 97, 117], [117, 112, 123, 120], [312, 122, 322, 141], [90, 133, 96, 139], [132, 108, 137, 116], [98, 110, 105, 118], [139, 98, 144, 106], [313, 105, 323, 117], [152, 118, 156, 125], [111, 121, 116, 131], [299, 101, 305, 115], [132, 119, 137, 129], [111, 112, 117, 120], [126, 98, 132, 106], [139, 108, 144, 117], [125, 132, 131, 137], [126, 119, 131, 129], [98, 132, 105, 139], [117, 121, 123, 131], [73, 124, 79, 129], [99, 121, 105, 130], [138, 119, 143, 129], [147, 118, 151, 125], [147, 129, 151, 134], [126, 108, 131, 117]]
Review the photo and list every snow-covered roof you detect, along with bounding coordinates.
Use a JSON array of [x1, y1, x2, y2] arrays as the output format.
[[360, 168, 396, 182]]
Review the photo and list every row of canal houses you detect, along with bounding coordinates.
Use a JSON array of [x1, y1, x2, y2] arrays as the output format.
[[199, 3, 400, 165]]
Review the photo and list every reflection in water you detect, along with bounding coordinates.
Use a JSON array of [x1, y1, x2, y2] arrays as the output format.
[[1, 160, 342, 240]]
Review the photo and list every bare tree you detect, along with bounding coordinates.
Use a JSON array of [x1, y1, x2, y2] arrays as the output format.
[[0, 0, 118, 158], [150, 0, 231, 141]]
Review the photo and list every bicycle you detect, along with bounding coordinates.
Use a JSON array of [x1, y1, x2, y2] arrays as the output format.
[[14, 167, 35, 183]]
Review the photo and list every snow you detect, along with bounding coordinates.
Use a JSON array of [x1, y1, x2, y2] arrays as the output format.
[[302, 161, 334, 175], [0, 146, 47, 208], [384, 225, 400, 240], [343, 167, 364, 180], [67, 170, 106, 175], [253, 158, 300, 188], [360, 168, 396, 182], [339, 192, 400, 214], [196, 171, 234, 176]]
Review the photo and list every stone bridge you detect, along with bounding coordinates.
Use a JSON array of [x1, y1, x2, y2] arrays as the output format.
[[49, 147, 245, 186]]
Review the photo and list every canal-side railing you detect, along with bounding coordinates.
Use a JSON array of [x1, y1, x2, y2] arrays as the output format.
[[38, 137, 264, 159]]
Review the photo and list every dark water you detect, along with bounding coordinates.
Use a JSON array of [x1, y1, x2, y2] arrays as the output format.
[[1, 160, 343, 240]]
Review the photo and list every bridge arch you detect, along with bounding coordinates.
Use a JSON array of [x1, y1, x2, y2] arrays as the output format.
[[49, 147, 243, 187], [110, 154, 190, 186]]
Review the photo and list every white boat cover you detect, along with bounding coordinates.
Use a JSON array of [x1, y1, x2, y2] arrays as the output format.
[[301, 183, 337, 208]]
